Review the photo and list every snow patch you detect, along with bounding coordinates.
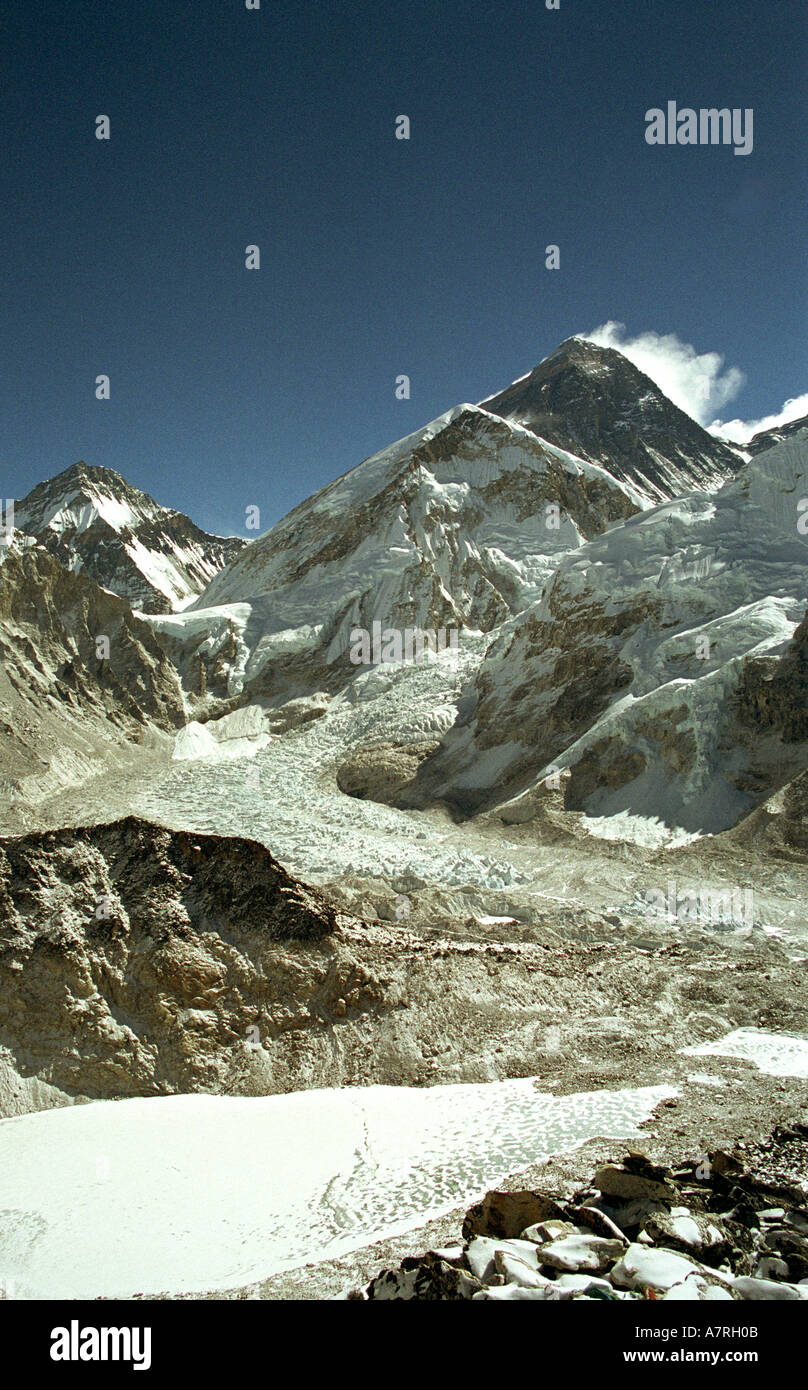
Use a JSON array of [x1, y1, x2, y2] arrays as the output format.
[[683, 1029, 808, 1079]]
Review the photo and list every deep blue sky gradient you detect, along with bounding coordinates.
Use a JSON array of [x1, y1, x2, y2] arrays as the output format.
[[2, 0, 806, 533]]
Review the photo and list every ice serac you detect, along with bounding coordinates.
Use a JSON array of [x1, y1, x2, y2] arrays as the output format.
[[159, 405, 642, 703], [408, 430, 808, 842], [0, 539, 184, 813], [15, 461, 246, 614], [480, 337, 744, 505]]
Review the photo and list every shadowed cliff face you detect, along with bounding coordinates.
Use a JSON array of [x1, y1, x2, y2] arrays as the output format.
[[0, 543, 185, 813], [735, 609, 808, 743]]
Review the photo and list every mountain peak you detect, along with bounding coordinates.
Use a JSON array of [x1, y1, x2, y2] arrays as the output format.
[[546, 335, 612, 362], [15, 462, 246, 614], [479, 336, 743, 504], [43, 459, 127, 490]]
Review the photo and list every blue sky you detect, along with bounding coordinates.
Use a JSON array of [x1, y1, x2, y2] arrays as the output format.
[[2, 0, 806, 534]]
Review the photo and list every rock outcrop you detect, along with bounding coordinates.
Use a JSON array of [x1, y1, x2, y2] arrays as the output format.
[[0, 817, 339, 1107]]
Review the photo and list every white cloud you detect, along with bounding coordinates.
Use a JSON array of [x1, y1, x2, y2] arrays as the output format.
[[580, 321, 746, 426], [710, 393, 808, 445]]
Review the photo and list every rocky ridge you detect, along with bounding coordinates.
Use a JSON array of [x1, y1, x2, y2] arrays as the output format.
[[748, 412, 808, 456], [0, 540, 184, 819]]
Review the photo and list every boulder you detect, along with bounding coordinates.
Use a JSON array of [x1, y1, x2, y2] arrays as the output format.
[[366, 1253, 482, 1301], [462, 1188, 567, 1241], [594, 1163, 676, 1203], [642, 1210, 729, 1261], [494, 1250, 551, 1290], [611, 1243, 735, 1297], [536, 1232, 626, 1274], [520, 1219, 579, 1244], [572, 1204, 629, 1244], [733, 1275, 808, 1301], [466, 1236, 541, 1282]]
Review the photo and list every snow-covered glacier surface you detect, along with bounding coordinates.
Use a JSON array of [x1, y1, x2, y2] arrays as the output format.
[[129, 638, 534, 892], [0, 1080, 674, 1298]]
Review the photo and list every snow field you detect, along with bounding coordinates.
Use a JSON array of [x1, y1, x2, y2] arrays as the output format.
[[0, 1080, 675, 1298]]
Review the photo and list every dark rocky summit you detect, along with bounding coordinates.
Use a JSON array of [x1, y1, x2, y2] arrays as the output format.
[[481, 337, 743, 503]]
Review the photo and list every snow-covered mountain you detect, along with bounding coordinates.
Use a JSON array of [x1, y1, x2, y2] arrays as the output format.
[[153, 404, 643, 704], [480, 337, 744, 504], [15, 462, 247, 614], [11, 338, 804, 851], [406, 430, 808, 844]]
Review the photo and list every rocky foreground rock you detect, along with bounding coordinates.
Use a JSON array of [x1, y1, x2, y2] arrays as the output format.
[[353, 1131, 808, 1301], [0, 816, 341, 1108]]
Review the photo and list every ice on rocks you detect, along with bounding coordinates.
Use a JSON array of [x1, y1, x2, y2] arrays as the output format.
[[662, 1274, 734, 1301], [733, 1275, 808, 1301], [611, 1243, 702, 1292], [466, 1236, 540, 1282], [536, 1232, 625, 1273], [494, 1250, 550, 1289]]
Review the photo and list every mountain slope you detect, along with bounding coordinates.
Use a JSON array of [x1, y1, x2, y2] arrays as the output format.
[[15, 461, 247, 614], [405, 430, 808, 842], [153, 404, 643, 705], [0, 538, 184, 816], [480, 337, 743, 504]]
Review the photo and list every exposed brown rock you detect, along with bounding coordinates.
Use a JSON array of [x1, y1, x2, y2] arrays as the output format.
[[462, 1189, 567, 1241]]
